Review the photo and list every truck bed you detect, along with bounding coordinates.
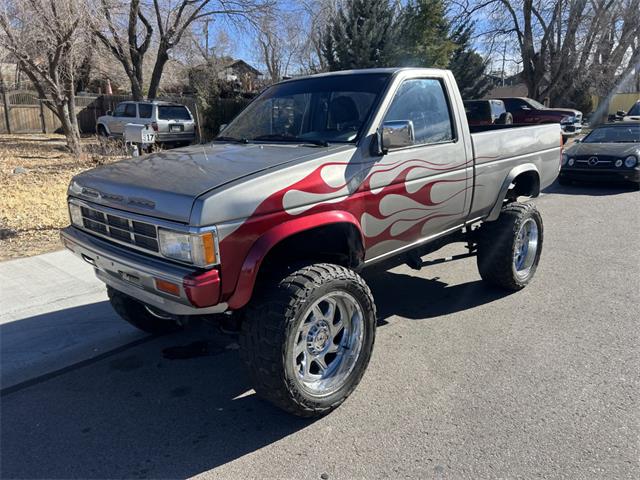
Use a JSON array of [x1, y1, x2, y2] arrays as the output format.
[[469, 123, 562, 219]]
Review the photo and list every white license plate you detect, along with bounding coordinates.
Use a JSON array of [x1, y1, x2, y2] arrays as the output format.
[[142, 133, 155, 143], [170, 125, 182, 132]]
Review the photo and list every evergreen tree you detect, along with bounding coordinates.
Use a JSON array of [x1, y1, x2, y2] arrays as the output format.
[[397, 0, 455, 68], [448, 24, 492, 99], [321, 0, 400, 70]]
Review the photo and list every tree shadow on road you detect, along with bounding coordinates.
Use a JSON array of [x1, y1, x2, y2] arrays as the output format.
[[0, 308, 315, 479]]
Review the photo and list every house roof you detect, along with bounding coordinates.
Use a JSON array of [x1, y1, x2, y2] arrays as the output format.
[[224, 59, 263, 76]]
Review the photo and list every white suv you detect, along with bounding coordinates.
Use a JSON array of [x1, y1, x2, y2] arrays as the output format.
[[97, 101, 196, 146]]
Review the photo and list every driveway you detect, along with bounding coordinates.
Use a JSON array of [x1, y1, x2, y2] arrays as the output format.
[[1, 182, 638, 479]]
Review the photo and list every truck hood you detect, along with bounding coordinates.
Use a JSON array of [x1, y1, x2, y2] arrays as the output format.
[[69, 142, 343, 223], [566, 142, 640, 157]]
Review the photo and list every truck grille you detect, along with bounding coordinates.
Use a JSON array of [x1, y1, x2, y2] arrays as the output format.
[[79, 205, 159, 252]]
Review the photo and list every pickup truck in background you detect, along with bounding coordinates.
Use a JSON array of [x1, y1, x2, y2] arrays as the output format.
[[497, 97, 582, 139], [463, 99, 512, 126], [62, 68, 561, 417]]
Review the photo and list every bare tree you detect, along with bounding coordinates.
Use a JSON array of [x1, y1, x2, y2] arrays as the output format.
[[255, 12, 305, 82], [455, 0, 640, 110], [92, 0, 152, 100], [93, 0, 270, 100], [0, 0, 87, 155]]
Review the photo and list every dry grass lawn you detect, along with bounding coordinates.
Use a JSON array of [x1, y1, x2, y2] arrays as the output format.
[[0, 134, 125, 260]]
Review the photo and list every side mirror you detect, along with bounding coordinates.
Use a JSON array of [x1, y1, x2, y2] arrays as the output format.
[[106, 110, 113, 116], [218, 123, 227, 133], [380, 120, 415, 152], [616, 110, 626, 117], [573, 138, 581, 143]]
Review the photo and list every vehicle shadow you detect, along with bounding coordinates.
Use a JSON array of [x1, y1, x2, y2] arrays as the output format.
[[544, 179, 638, 196], [364, 268, 513, 321], [1, 267, 510, 479]]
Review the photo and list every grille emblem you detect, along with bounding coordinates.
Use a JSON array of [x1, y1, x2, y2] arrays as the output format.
[[588, 156, 598, 166]]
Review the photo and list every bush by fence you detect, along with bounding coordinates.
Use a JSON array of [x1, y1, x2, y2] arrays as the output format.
[[0, 90, 250, 141]]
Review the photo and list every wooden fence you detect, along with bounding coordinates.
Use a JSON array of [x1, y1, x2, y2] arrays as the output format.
[[0, 90, 250, 139]]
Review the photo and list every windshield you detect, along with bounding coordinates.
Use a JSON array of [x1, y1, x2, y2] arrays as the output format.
[[583, 125, 640, 143], [218, 73, 391, 144], [526, 98, 546, 110], [627, 102, 640, 116]]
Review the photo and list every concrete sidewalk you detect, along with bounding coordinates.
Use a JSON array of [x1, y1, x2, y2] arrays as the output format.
[[0, 250, 145, 389]]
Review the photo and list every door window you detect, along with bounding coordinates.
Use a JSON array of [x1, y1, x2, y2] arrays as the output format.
[[112, 103, 127, 117], [384, 79, 454, 146], [138, 103, 152, 118], [123, 104, 137, 118]]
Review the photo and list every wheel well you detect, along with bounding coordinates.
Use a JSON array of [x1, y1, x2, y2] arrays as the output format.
[[507, 170, 540, 200], [257, 223, 364, 279]]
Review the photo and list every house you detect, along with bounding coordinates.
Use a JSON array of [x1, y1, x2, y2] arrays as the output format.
[[218, 60, 263, 92]]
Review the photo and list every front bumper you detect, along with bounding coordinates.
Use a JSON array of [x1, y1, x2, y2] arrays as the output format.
[[61, 226, 227, 316], [156, 132, 196, 143], [559, 167, 640, 183]]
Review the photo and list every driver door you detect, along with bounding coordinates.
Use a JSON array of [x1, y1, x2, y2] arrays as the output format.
[[363, 78, 471, 260]]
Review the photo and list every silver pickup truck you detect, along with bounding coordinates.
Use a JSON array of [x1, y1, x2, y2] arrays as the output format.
[[62, 68, 561, 417]]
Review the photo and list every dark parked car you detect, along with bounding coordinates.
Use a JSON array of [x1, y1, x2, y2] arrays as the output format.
[[497, 97, 582, 138], [463, 99, 512, 126], [559, 122, 640, 186]]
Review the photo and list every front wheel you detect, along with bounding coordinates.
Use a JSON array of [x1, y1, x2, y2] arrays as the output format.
[[240, 264, 376, 417], [477, 202, 543, 290]]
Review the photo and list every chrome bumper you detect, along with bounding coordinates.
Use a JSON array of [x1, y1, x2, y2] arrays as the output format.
[[60, 226, 227, 316]]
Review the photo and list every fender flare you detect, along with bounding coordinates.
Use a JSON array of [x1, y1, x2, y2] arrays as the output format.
[[486, 163, 540, 222], [227, 210, 365, 310], [97, 122, 111, 135]]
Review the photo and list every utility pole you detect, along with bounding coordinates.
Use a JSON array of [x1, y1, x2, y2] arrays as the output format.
[[501, 43, 507, 87]]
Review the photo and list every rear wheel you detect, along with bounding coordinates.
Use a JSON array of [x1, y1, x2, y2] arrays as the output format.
[[239, 264, 376, 417], [107, 286, 182, 334], [477, 202, 543, 290]]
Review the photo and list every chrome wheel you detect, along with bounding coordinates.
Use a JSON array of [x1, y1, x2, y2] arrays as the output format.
[[513, 218, 539, 279], [292, 291, 364, 397]]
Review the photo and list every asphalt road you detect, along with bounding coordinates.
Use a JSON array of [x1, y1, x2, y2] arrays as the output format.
[[1, 181, 638, 480]]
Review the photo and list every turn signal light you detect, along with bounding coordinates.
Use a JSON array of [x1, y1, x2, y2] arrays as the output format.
[[155, 278, 180, 296], [202, 232, 216, 265]]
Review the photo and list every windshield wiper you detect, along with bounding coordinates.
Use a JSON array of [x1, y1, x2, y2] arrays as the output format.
[[251, 134, 329, 147], [214, 136, 249, 144]]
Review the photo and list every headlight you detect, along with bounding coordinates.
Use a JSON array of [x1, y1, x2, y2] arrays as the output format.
[[568, 157, 575, 166], [158, 229, 218, 266], [561, 153, 568, 165], [561, 115, 575, 124], [624, 155, 637, 168], [69, 203, 83, 227]]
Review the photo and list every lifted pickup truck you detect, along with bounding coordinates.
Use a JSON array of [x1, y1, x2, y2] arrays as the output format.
[[62, 68, 561, 417]]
